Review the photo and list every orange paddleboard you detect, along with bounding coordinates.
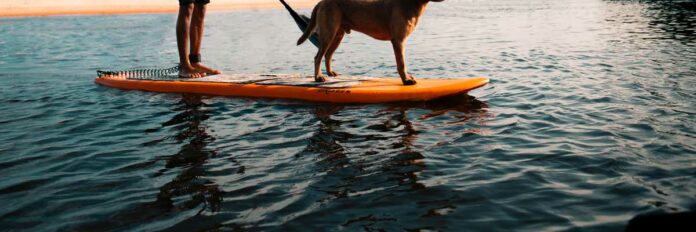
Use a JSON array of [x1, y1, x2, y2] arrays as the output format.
[[95, 74, 489, 103]]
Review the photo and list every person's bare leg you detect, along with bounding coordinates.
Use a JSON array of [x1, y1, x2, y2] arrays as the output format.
[[177, 4, 202, 78], [190, 3, 221, 75]]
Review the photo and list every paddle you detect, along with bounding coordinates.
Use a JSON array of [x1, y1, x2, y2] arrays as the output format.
[[279, 0, 320, 48]]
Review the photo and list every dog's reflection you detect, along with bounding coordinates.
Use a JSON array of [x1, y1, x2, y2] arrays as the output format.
[[304, 93, 489, 199]]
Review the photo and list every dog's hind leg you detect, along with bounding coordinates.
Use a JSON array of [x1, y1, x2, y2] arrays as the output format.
[[313, 8, 341, 82], [325, 31, 345, 77], [313, 35, 333, 82]]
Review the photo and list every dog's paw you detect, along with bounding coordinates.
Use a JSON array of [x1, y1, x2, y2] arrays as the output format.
[[402, 76, 417, 86], [327, 71, 340, 77], [315, 75, 327, 82]]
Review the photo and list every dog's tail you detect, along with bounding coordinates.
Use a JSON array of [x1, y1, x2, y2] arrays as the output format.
[[297, 4, 319, 46]]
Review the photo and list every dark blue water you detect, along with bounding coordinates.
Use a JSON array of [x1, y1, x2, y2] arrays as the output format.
[[1, 0, 694, 231]]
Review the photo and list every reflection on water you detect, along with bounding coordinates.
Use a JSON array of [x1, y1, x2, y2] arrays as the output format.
[[153, 94, 222, 213], [605, 0, 695, 44], [642, 0, 695, 43], [284, 94, 489, 230], [70, 93, 489, 231], [390, 93, 489, 123], [72, 94, 224, 230], [0, 0, 694, 231]]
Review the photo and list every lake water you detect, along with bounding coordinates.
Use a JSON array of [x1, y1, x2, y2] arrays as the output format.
[[0, 0, 694, 231]]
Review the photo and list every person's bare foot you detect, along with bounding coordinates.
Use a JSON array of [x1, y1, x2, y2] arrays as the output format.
[[179, 65, 204, 78], [192, 63, 222, 76]]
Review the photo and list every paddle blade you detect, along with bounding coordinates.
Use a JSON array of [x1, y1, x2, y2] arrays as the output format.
[[279, 0, 320, 47]]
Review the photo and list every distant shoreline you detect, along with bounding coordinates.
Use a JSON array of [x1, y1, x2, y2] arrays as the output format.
[[0, 1, 318, 18]]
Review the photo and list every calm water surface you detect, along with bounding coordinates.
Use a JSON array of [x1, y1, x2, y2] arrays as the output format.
[[1, 0, 695, 231]]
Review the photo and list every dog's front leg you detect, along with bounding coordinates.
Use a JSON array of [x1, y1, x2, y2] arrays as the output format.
[[391, 39, 417, 85]]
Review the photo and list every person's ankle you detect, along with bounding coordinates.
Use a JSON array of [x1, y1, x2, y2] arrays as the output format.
[[188, 54, 201, 64], [180, 63, 196, 70]]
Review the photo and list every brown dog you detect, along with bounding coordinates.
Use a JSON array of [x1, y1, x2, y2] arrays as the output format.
[[297, 0, 444, 85]]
